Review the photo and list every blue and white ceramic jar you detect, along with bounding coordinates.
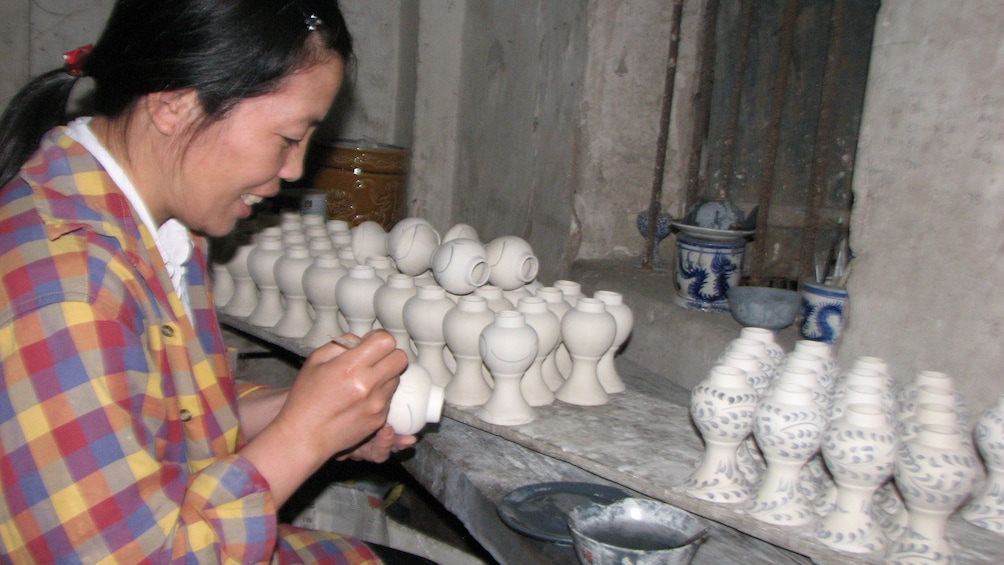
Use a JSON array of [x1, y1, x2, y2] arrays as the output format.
[[673, 236, 745, 312], [799, 281, 848, 344]]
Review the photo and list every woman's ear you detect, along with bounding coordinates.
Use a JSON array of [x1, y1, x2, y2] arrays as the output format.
[[144, 90, 201, 136]]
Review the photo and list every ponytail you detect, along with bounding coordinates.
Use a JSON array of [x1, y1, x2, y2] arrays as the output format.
[[0, 70, 81, 188]]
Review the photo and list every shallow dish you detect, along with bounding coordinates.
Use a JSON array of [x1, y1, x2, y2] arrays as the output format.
[[497, 482, 630, 544], [670, 222, 754, 242], [726, 286, 800, 330]]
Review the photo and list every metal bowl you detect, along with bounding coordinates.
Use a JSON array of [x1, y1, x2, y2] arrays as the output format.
[[567, 498, 708, 565], [726, 286, 800, 330]]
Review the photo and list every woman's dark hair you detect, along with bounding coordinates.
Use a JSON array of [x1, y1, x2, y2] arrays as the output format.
[[0, 0, 353, 188]]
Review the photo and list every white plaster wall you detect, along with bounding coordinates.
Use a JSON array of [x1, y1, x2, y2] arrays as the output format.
[[843, 0, 1004, 419]]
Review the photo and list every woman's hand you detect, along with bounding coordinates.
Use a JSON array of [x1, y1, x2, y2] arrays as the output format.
[[240, 330, 408, 505], [338, 424, 418, 463]]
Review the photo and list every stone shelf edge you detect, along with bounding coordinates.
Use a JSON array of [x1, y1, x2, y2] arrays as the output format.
[[218, 312, 1004, 565]]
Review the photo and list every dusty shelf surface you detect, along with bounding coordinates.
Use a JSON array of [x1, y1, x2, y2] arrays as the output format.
[[219, 312, 1004, 565]]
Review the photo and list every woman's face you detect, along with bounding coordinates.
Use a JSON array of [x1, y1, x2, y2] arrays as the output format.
[[166, 56, 345, 237]]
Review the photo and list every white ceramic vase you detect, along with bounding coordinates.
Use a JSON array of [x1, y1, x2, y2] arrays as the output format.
[[351, 220, 388, 265], [473, 285, 513, 313], [334, 265, 383, 337], [791, 340, 839, 394], [271, 244, 314, 338], [386, 217, 441, 276], [431, 238, 490, 295], [476, 311, 539, 426], [516, 297, 560, 407], [222, 241, 258, 317], [386, 362, 445, 436], [553, 280, 583, 378], [484, 235, 539, 291], [593, 290, 633, 394], [554, 298, 616, 407], [534, 286, 571, 392], [888, 424, 979, 565], [748, 382, 827, 526], [211, 262, 235, 309], [374, 273, 418, 360], [960, 394, 1004, 533], [246, 232, 286, 327], [442, 295, 495, 406], [366, 255, 397, 282], [302, 252, 349, 348], [684, 364, 758, 503], [442, 223, 479, 243], [403, 285, 456, 387], [817, 403, 898, 554]]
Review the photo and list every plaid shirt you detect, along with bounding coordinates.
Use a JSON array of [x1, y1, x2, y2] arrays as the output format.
[[0, 128, 379, 564]]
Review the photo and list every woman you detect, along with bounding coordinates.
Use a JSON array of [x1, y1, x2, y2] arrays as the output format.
[[0, 1, 420, 563]]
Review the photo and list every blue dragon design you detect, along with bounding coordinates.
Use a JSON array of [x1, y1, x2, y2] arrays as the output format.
[[677, 248, 739, 302], [801, 301, 844, 343]]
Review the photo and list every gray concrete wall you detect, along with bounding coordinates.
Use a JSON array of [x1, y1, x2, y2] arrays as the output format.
[[841, 0, 1004, 418]]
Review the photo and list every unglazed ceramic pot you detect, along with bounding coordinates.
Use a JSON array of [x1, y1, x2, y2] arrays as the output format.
[[327, 219, 351, 237], [476, 311, 539, 426], [374, 273, 418, 361], [685, 364, 758, 503], [442, 223, 479, 243], [403, 285, 456, 387], [484, 235, 539, 291], [888, 424, 979, 565], [442, 295, 495, 406], [534, 286, 571, 392], [246, 231, 286, 327], [386, 362, 445, 435], [961, 394, 1004, 533], [817, 404, 897, 554], [386, 217, 441, 276], [366, 255, 397, 282], [335, 265, 383, 337], [748, 382, 826, 526], [473, 284, 513, 313], [350, 220, 389, 265], [271, 244, 314, 338], [431, 238, 490, 295], [554, 298, 616, 407], [302, 252, 349, 349], [593, 290, 633, 394], [222, 241, 258, 317], [516, 297, 560, 407], [553, 279, 583, 308], [211, 262, 235, 309], [330, 231, 353, 251], [553, 280, 583, 377]]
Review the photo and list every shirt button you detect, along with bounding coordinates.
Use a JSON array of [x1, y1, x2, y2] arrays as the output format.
[[161, 325, 175, 338], [180, 409, 193, 422]]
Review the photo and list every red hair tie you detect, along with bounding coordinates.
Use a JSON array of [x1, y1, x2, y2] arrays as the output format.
[[62, 44, 93, 77]]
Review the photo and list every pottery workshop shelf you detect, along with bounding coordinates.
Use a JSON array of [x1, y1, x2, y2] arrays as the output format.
[[218, 313, 1004, 565]]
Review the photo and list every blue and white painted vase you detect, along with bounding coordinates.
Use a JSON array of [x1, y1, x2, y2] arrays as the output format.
[[673, 236, 745, 313]]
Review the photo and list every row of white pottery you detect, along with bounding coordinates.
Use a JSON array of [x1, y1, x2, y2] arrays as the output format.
[[214, 215, 633, 434], [685, 330, 994, 563]]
